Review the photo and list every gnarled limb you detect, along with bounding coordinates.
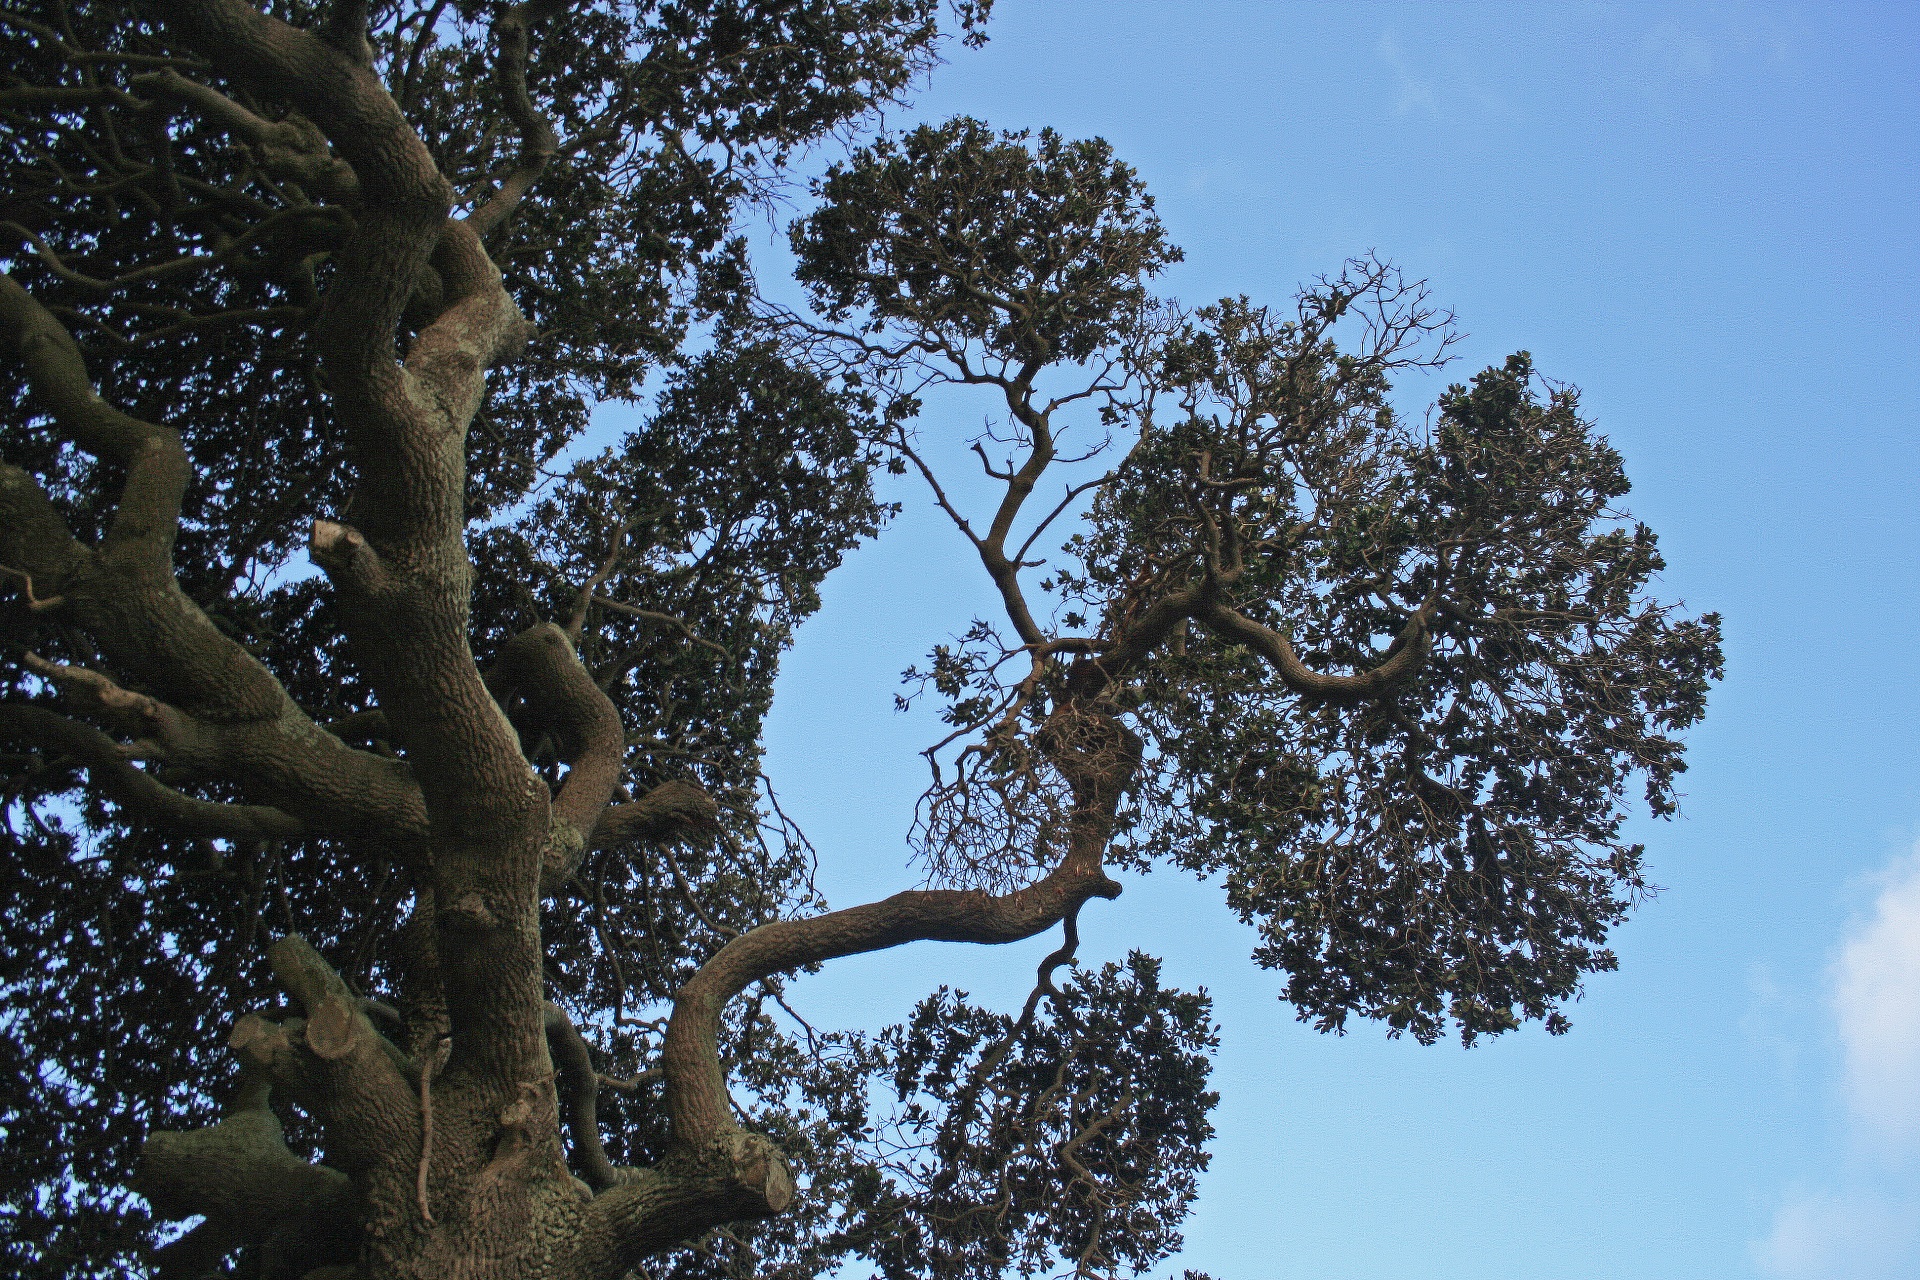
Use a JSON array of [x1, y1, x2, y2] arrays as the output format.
[[0, 270, 190, 570], [1076, 577, 1218, 695], [150, 0, 548, 1087], [567, 849, 1122, 1271], [560, 693, 1135, 1270], [465, 0, 563, 239], [133, 67, 360, 200], [661, 828, 1124, 1157], [142, 936, 428, 1275], [544, 1002, 635, 1193], [619, 679, 1142, 1272], [577, 1130, 794, 1274], [264, 935, 421, 1178]]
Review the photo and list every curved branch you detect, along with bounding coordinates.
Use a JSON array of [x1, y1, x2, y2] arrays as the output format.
[[465, 0, 563, 239], [564, 508, 634, 643], [586, 779, 719, 851], [656, 680, 1141, 1194], [578, 1129, 794, 1273], [588, 853, 1118, 1269], [0, 281, 425, 844], [139, 1104, 356, 1279], [154, 0, 450, 402], [0, 270, 190, 566], [1198, 598, 1432, 704], [1082, 577, 1216, 694], [259, 935, 420, 1176], [545, 1001, 640, 1192], [157, 0, 548, 1078], [487, 621, 627, 893], [660, 853, 1121, 1155]]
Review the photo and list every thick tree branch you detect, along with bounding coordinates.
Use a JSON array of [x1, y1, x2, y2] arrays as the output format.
[[1080, 577, 1217, 694], [577, 1130, 795, 1274], [0, 462, 90, 603], [660, 842, 1122, 1157], [586, 777, 719, 852], [545, 1002, 644, 1193], [262, 935, 421, 1176], [155, 0, 547, 1082], [574, 845, 1123, 1269], [575, 698, 1137, 1267], [0, 270, 189, 566], [0, 276, 427, 845], [133, 68, 360, 200]]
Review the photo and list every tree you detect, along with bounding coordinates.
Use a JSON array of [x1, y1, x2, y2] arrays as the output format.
[[0, 3, 1722, 1278]]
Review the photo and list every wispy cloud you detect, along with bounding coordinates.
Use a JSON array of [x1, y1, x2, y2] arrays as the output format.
[[1374, 29, 1502, 123], [1630, 7, 1803, 101], [1641, 21, 1717, 83], [1376, 31, 1438, 118], [1741, 961, 1805, 1082]]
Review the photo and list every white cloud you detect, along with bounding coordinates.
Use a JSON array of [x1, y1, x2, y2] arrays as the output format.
[[1752, 1188, 1919, 1279], [1752, 844, 1920, 1277], [1833, 847, 1920, 1147]]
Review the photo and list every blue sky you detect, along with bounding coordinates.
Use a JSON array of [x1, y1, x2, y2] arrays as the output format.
[[731, 4, 1920, 1276]]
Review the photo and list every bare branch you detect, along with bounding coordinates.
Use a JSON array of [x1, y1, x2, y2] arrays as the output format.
[[660, 836, 1124, 1158]]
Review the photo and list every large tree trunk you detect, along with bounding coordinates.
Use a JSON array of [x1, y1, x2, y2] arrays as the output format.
[[135, 907, 798, 1280]]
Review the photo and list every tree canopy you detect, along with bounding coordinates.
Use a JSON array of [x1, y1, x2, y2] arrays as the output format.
[[0, 2, 1721, 1278]]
